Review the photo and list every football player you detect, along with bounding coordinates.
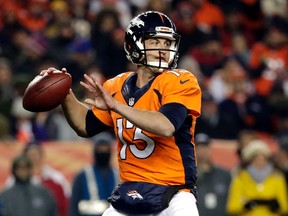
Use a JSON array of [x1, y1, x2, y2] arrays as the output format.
[[43, 11, 201, 216]]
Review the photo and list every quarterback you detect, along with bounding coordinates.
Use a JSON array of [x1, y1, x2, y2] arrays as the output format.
[[43, 11, 201, 216]]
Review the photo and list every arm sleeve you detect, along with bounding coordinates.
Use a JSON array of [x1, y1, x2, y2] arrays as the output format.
[[85, 109, 112, 137], [159, 103, 188, 132]]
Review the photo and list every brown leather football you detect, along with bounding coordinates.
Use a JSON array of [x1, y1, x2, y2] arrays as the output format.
[[22, 71, 72, 112]]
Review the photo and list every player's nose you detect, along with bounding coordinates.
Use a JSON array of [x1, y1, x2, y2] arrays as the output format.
[[159, 49, 167, 57]]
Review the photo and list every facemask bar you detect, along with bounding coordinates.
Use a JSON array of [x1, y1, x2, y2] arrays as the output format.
[[136, 32, 180, 70], [141, 48, 176, 69]]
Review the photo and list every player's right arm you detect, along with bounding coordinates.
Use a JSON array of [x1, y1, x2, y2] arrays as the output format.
[[61, 90, 89, 137], [62, 90, 112, 137], [39, 67, 89, 137], [41, 67, 111, 138]]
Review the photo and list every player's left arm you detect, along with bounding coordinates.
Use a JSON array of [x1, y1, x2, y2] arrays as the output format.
[[82, 72, 201, 137], [115, 103, 178, 137], [81, 74, 173, 137], [113, 72, 201, 137]]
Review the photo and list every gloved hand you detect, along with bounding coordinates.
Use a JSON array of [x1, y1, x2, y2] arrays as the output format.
[[244, 200, 258, 210], [266, 199, 280, 212], [244, 198, 280, 212]]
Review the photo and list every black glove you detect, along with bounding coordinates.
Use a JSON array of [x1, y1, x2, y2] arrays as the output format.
[[244, 199, 280, 212], [244, 200, 258, 210], [267, 199, 280, 212]]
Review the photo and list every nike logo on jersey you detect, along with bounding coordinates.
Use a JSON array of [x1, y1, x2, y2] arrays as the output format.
[[180, 79, 190, 84]]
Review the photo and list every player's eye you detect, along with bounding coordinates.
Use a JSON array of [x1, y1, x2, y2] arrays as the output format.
[[164, 41, 171, 47], [149, 39, 159, 46]]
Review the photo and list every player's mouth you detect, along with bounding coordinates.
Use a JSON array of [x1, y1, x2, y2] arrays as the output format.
[[156, 57, 167, 62]]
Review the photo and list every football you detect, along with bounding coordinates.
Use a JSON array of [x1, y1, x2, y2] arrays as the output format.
[[22, 71, 72, 112]]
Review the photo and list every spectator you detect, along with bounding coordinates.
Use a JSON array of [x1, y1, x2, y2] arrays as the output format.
[[197, 65, 270, 140], [18, 0, 49, 33], [226, 140, 288, 215], [0, 155, 57, 216], [3, 27, 46, 75], [69, 132, 119, 216], [46, 19, 92, 83], [144, 0, 171, 14], [70, 0, 90, 20], [228, 33, 251, 70], [44, 0, 71, 39], [74, 64, 107, 101], [45, 107, 85, 140], [10, 96, 36, 143], [0, 113, 10, 140], [67, 37, 95, 83], [235, 130, 258, 165], [69, 0, 93, 49], [249, 16, 288, 97], [88, 0, 132, 28], [195, 133, 231, 216], [208, 57, 251, 103], [195, 92, 226, 139], [230, 129, 258, 177], [0, 7, 24, 58], [208, 0, 240, 15], [214, 57, 273, 137], [0, 1, 28, 30], [185, 27, 225, 78], [260, 0, 288, 20], [23, 142, 71, 216], [190, 0, 225, 29], [273, 136, 288, 187], [238, 0, 265, 42], [268, 77, 288, 124], [90, 8, 127, 78], [171, 0, 207, 56], [0, 58, 14, 118], [220, 8, 255, 53]]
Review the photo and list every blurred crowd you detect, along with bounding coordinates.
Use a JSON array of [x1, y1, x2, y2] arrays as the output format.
[[0, 0, 287, 143], [1, 1, 288, 215], [0, 132, 119, 216], [195, 132, 288, 216]]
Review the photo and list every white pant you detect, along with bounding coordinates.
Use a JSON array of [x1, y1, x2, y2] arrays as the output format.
[[102, 191, 199, 216]]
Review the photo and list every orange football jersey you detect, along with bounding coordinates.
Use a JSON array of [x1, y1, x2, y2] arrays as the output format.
[[92, 69, 201, 186]]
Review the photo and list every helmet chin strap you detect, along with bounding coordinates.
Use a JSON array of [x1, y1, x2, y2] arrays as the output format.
[[145, 61, 168, 73], [147, 61, 169, 68], [144, 49, 170, 72]]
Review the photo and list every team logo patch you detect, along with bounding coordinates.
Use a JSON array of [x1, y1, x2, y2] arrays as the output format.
[[127, 190, 143, 200]]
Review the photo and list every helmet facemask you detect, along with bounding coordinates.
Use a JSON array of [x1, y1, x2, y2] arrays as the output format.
[[124, 11, 181, 71], [142, 34, 180, 71]]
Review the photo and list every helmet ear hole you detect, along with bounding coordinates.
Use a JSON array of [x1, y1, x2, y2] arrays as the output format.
[[124, 42, 144, 64], [132, 51, 141, 60]]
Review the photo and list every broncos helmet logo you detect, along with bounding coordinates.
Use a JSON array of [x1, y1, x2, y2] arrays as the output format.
[[128, 17, 145, 29]]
